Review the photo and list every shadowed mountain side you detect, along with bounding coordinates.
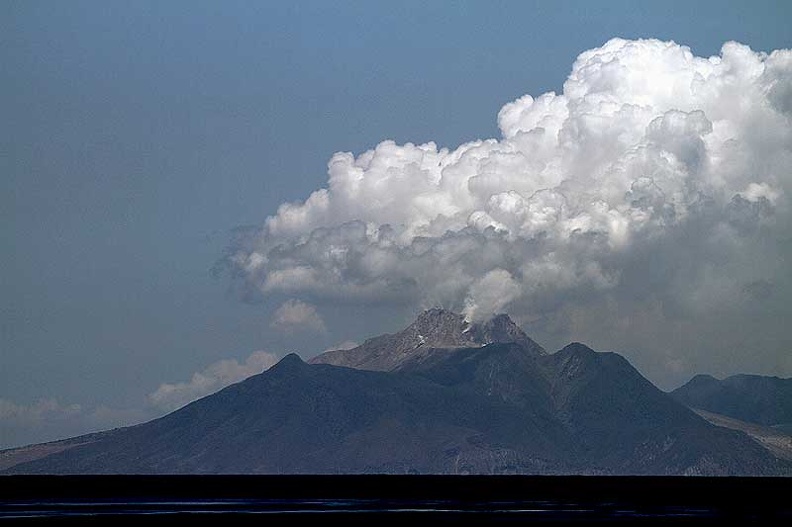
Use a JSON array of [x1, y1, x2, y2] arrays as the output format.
[[3, 354, 569, 475], [536, 344, 784, 475], [671, 374, 792, 427], [310, 309, 545, 372], [403, 341, 788, 475], [400, 342, 555, 409]]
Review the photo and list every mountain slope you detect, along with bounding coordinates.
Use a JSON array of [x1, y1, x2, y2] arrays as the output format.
[[3, 354, 569, 475], [671, 374, 792, 426], [692, 408, 792, 462], [403, 341, 786, 475]]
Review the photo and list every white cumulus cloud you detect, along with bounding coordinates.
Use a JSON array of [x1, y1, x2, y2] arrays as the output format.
[[147, 350, 279, 412], [270, 299, 327, 333], [223, 38, 792, 384]]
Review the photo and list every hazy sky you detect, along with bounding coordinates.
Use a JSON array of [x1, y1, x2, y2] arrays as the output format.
[[2, 1, 791, 448]]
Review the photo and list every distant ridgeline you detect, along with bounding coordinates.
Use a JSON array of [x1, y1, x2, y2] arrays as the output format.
[[672, 373, 792, 428], [3, 309, 790, 475]]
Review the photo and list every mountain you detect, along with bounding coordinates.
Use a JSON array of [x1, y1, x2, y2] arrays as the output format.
[[671, 374, 792, 427], [2, 310, 789, 475], [540, 344, 788, 474], [1, 353, 572, 475], [310, 308, 545, 371], [399, 340, 786, 475]]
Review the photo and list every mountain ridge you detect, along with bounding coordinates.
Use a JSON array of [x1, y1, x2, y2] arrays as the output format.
[[2, 309, 789, 475], [671, 373, 792, 427]]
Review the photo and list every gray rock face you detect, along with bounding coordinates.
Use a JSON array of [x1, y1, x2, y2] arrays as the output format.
[[3, 311, 789, 475], [310, 308, 545, 371], [671, 373, 792, 427]]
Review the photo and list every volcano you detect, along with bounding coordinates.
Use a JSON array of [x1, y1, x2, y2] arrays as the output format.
[[2, 310, 788, 475]]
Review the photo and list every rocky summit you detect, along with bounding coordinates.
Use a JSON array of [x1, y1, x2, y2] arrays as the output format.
[[309, 309, 545, 372]]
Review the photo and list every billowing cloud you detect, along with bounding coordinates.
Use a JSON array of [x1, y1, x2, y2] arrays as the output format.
[[147, 350, 279, 412], [224, 39, 792, 384], [270, 299, 327, 334]]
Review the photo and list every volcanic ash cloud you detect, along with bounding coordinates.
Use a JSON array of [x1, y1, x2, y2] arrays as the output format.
[[225, 38, 792, 339]]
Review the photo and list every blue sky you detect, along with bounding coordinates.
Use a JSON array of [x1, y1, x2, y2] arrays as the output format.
[[2, 1, 791, 448]]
